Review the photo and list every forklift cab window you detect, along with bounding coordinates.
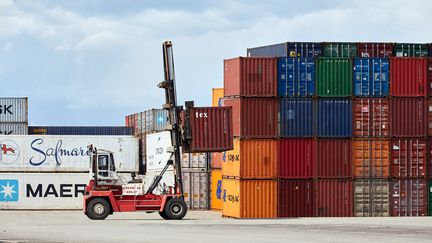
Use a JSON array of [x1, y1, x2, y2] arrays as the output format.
[[98, 154, 114, 177]]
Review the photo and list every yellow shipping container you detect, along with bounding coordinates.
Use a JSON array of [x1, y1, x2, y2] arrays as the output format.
[[212, 88, 224, 107], [222, 178, 277, 218], [211, 169, 223, 210]]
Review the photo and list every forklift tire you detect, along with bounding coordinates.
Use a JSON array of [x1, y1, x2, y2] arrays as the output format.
[[86, 198, 110, 220], [163, 198, 187, 220], [158, 211, 170, 220]]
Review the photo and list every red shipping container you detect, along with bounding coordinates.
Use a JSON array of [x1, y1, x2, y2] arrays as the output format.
[[391, 139, 427, 178], [357, 42, 394, 57], [279, 180, 314, 217], [316, 139, 352, 178], [211, 152, 223, 169], [315, 179, 353, 217], [222, 97, 278, 138], [428, 141, 432, 178], [390, 58, 432, 97], [427, 99, 432, 136], [390, 179, 427, 216], [279, 139, 314, 179], [224, 57, 277, 97], [353, 98, 389, 138], [391, 98, 426, 138]]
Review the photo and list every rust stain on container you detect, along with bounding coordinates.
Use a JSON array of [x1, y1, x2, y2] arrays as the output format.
[[391, 98, 426, 138], [390, 58, 431, 97], [353, 140, 390, 178], [353, 98, 389, 138], [391, 139, 427, 178], [390, 179, 427, 216], [316, 139, 352, 178], [278, 139, 314, 179], [315, 179, 353, 217], [278, 179, 314, 217]]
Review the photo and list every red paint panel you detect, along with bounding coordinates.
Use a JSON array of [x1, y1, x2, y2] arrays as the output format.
[[316, 139, 352, 178], [391, 139, 427, 178], [390, 179, 427, 216], [222, 97, 278, 138], [353, 98, 389, 138], [278, 180, 314, 217], [391, 98, 426, 137], [279, 139, 314, 179], [357, 42, 394, 57], [224, 57, 277, 97], [315, 179, 353, 217], [390, 58, 431, 97]]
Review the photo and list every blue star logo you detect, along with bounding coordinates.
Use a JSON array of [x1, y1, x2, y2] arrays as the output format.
[[0, 179, 18, 202]]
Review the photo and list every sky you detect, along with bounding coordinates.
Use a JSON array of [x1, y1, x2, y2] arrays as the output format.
[[1, 0, 432, 126]]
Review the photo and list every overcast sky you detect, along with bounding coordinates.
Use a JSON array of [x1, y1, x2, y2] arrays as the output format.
[[1, 0, 432, 125]]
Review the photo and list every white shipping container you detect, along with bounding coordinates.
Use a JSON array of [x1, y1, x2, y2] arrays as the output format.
[[0, 98, 28, 123], [182, 171, 209, 210], [146, 131, 174, 172], [181, 152, 208, 169], [0, 123, 28, 135], [0, 135, 138, 172]]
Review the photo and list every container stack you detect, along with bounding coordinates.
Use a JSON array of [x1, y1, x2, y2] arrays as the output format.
[[0, 97, 28, 135]]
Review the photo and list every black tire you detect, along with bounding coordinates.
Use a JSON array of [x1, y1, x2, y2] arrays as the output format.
[[158, 211, 170, 219], [86, 198, 110, 220], [163, 198, 187, 220]]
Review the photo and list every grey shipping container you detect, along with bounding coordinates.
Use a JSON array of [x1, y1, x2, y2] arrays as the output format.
[[28, 126, 133, 135], [0, 123, 28, 135], [145, 109, 170, 134], [354, 180, 389, 217], [0, 97, 28, 122], [182, 170, 210, 210], [247, 43, 287, 57], [181, 153, 208, 170]]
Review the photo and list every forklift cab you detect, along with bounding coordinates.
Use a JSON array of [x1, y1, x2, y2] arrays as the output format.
[[88, 145, 119, 186]]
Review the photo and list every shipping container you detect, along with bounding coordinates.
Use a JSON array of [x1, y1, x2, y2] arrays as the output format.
[[428, 141, 432, 179], [352, 140, 390, 178], [316, 58, 353, 97], [222, 178, 277, 218], [0, 97, 28, 123], [353, 98, 390, 137], [212, 88, 224, 107], [144, 170, 175, 195], [316, 99, 352, 138], [247, 43, 287, 57], [125, 113, 139, 135], [278, 179, 314, 217], [28, 126, 133, 136], [427, 99, 432, 136], [222, 139, 277, 179], [277, 58, 315, 97], [394, 43, 429, 57], [139, 135, 146, 174], [428, 181, 432, 216], [0, 123, 28, 135], [354, 179, 390, 217], [144, 109, 170, 134], [353, 58, 389, 97], [390, 179, 427, 216], [224, 57, 277, 97], [315, 179, 353, 217], [279, 98, 313, 137], [390, 58, 431, 97], [0, 135, 138, 172], [287, 42, 322, 58], [211, 169, 222, 210], [391, 139, 427, 178], [357, 43, 394, 57], [322, 42, 357, 57], [181, 153, 208, 170], [316, 139, 352, 178], [391, 98, 426, 137], [279, 139, 314, 179], [182, 170, 209, 210], [146, 131, 174, 172], [222, 97, 278, 138], [211, 152, 223, 169]]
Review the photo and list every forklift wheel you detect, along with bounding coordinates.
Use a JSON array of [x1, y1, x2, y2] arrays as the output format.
[[86, 198, 110, 220], [158, 211, 170, 219], [163, 198, 187, 220]]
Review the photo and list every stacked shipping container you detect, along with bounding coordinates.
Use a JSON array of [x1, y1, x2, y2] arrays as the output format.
[[0, 98, 28, 135]]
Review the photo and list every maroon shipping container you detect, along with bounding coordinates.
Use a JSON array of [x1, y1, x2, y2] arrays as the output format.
[[279, 139, 314, 179], [353, 98, 389, 138], [315, 179, 353, 217], [391, 139, 427, 178], [390, 179, 427, 216], [390, 58, 432, 97], [357, 42, 394, 57], [428, 141, 432, 178], [279, 180, 314, 217], [427, 99, 432, 137], [221, 97, 278, 138], [391, 98, 426, 138], [316, 139, 352, 178], [224, 57, 277, 97]]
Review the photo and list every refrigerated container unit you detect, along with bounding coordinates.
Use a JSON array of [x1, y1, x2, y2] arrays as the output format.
[[357, 42, 394, 58], [316, 139, 352, 178], [277, 58, 315, 97], [314, 179, 353, 217], [354, 179, 390, 217], [316, 58, 353, 97], [352, 139, 390, 178], [278, 139, 314, 179], [390, 58, 432, 97], [390, 179, 427, 216], [391, 98, 427, 138], [353, 58, 389, 97], [353, 98, 390, 138], [278, 179, 314, 217], [279, 98, 313, 137], [322, 42, 357, 58], [391, 139, 427, 179], [28, 126, 133, 135], [393, 43, 429, 57], [316, 98, 352, 138]]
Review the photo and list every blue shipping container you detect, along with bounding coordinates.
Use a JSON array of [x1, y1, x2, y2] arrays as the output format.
[[278, 58, 315, 97], [316, 99, 352, 137], [247, 43, 287, 57], [353, 58, 389, 97], [287, 42, 322, 58], [28, 126, 134, 135], [279, 98, 313, 137]]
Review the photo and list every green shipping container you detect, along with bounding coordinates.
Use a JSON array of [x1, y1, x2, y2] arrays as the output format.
[[316, 58, 353, 97], [322, 43, 357, 57], [429, 181, 432, 216], [394, 43, 429, 57]]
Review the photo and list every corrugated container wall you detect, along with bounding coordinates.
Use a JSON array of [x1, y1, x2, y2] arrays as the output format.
[[322, 43, 357, 57], [145, 109, 170, 134], [224, 57, 277, 97], [429, 181, 432, 216], [181, 153, 208, 170], [357, 43, 394, 57], [211, 152, 223, 169], [316, 139, 352, 178], [391, 139, 427, 178], [352, 140, 390, 178], [354, 180, 390, 217], [287, 42, 322, 58], [212, 88, 224, 107], [28, 126, 133, 135], [278, 139, 314, 179], [182, 171, 209, 210], [353, 58, 389, 97], [390, 179, 427, 216], [394, 43, 429, 57], [315, 179, 353, 217], [390, 58, 431, 97], [278, 180, 314, 217], [428, 142, 432, 178], [279, 98, 313, 137], [316, 99, 352, 138], [316, 58, 353, 97], [427, 99, 432, 136], [222, 179, 277, 218], [247, 43, 288, 57], [277, 58, 315, 97], [210, 169, 222, 210], [0, 97, 28, 122], [0, 123, 28, 135], [353, 98, 390, 138], [391, 98, 426, 137]]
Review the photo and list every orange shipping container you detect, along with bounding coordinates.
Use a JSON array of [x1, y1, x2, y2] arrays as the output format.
[[222, 139, 277, 179], [212, 88, 224, 107], [211, 169, 223, 210], [222, 178, 277, 218], [353, 140, 390, 178]]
